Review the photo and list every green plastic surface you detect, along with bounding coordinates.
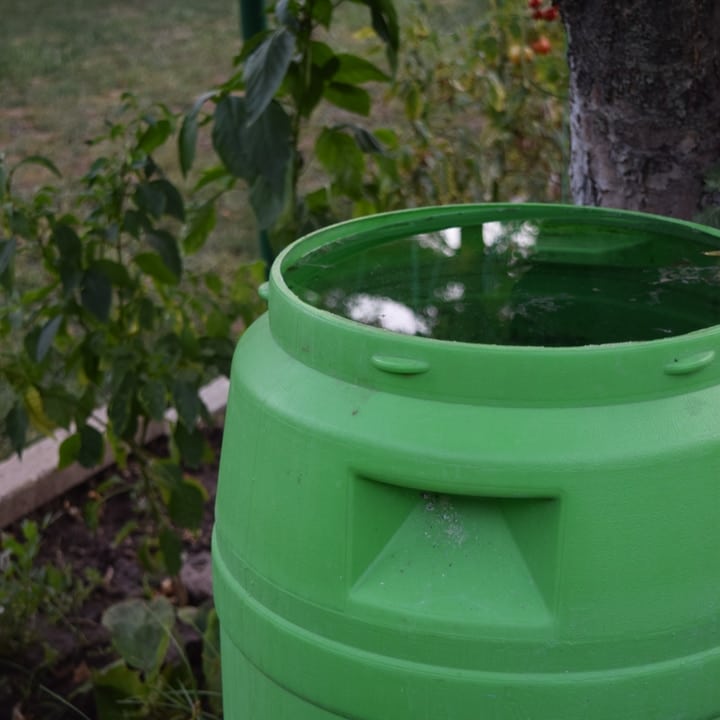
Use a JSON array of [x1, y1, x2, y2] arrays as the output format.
[[214, 204, 720, 719]]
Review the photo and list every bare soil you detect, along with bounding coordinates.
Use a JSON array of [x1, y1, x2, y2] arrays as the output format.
[[0, 428, 222, 720]]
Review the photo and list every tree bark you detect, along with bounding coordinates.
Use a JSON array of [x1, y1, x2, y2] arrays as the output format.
[[556, 0, 720, 219]]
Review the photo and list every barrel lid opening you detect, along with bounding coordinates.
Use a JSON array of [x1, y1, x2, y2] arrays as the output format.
[[280, 205, 720, 348]]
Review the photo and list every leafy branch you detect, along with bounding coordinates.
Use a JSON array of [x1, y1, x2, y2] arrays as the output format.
[[179, 0, 399, 256]]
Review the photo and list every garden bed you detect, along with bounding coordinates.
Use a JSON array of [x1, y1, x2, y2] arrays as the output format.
[[1, 426, 222, 720]]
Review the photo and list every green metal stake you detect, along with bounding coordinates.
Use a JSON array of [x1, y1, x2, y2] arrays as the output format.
[[238, 0, 275, 273], [239, 0, 265, 38]]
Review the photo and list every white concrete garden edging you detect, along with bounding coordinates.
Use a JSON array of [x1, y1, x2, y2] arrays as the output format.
[[0, 376, 229, 529]]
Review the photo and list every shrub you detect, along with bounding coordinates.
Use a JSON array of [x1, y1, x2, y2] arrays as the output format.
[[0, 96, 265, 575]]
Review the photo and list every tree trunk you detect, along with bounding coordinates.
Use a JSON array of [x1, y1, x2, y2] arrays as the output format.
[[556, 0, 720, 219]]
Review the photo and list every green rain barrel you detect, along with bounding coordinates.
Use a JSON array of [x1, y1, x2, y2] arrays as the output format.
[[213, 204, 720, 719]]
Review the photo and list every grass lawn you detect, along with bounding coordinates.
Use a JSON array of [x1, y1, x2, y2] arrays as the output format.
[[0, 0, 260, 259], [1, 0, 239, 166]]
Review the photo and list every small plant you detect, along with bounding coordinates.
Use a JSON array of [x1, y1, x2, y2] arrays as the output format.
[[0, 517, 99, 656], [93, 597, 221, 720]]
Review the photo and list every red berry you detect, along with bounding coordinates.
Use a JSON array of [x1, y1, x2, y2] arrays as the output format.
[[528, 0, 542, 7], [531, 36, 552, 54], [532, 9, 543, 20], [542, 6, 559, 20]]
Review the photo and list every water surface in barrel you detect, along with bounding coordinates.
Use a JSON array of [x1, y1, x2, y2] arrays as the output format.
[[285, 218, 720, 346]]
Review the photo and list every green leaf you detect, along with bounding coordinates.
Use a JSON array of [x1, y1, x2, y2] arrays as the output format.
[[159, 528, 183, 576], [110, 353, 137, 395], [370, 0, 399, 66], [323, 83, 371, 116], [244, 27, 296, 125], [0, 237, 15, 290], [42, 390, 74, 428], [349, 0, 399, 68], [152, 179, 185, 221], [311, 0, 333, 27], [179, 91, 215, 177], [134, 252, 179, 285], [156, 333, 182, 365], [108, 375, 136, 438], [5, 401, 28, 457], [172, 379, 200, 429], [212, 96, 252, 179], [305, 186, 329, 214], [58, 433, 81, 469], [92, 661, 148, 720], [183, 201, 216, 254], [10, 154, 61, 184], [53, 224, 82, 293], [213, 96, 292, 186], [93, 259, 133, 288], [9, 209, 31, 237], [213, 97, 292, 228], [122, 209, 151, 238], [284, 62, 322, 118], [24, 327, 41, 362], [133, 181, 166, 218], [80, 338, 101, 383], [315, 127, 364, 190], [349, 125, 385, 153], [246, 101, 293, 190], [137, 119, 172, 154], [374, 126, 398, 148], [168, 476, 208, 530], [174, 423, 207, 468], [137, 297, 156, 329], [78, 424, 105, 468], [112, 520, 138, 548], [36, 315, 62, 362], [181, 324, 201, 360], [250, 174, 285, 230], [81, 263, 113, 321], [193, 165, 233, 192], [309, 40, 335, 68], [179, 114, 198, 178], [147, 230, 182, 280], [333, 54, 390, 84], [138, 379, 166, 422], [149, 459, 183, 498], [101, 597, 175, 674], [0, 237, 16, 275]]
